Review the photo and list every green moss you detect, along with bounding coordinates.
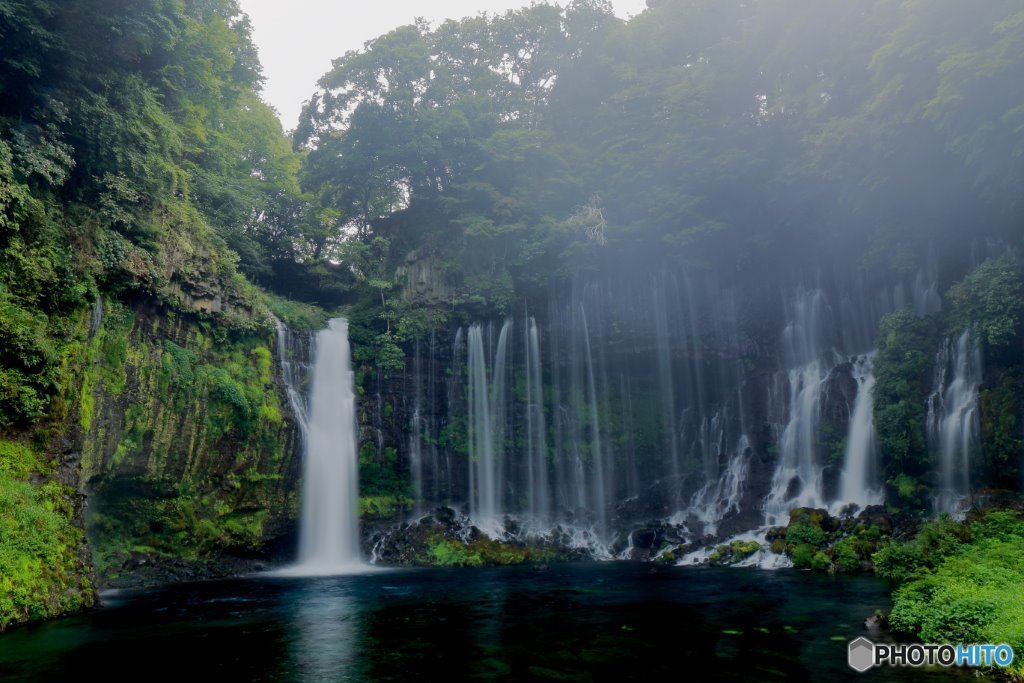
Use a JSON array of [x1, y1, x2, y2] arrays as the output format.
[[258, 402, 283, 425], [358, 443, 411, 501], [428, 538, 485, 567], [79, 367, 96, 432], [160, 340, 197, 395], [0, 440, 40, 480], [252, 346, 273, 385], [76, 304, 299, 580], [788, 508, 827, 526], [89, 478, 280, 576], [708, 540, 761, 566], [422, 533, 558, 568], [359, 495, 414, 519], [110, 403, 147, 470], [262, 292, 328, 330], [208, 367, 251, 417], [96, 301, 133, 395], [888, 473, 928, 509], [0, 447, 94, 629]]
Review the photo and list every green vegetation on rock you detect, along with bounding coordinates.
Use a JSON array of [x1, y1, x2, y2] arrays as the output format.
[[880, 511, 1024, 677], [708, 540, 761, 566], [79, 304, 299, 583], [872, 311, 940, 509], [776, 508, 883, 574], [0, 440, 94, 629], [424, 534, 557, 568], [947, 257, 1024, 350]]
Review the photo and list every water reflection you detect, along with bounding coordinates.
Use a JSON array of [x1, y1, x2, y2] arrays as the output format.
[[284, 578, 360, 681]]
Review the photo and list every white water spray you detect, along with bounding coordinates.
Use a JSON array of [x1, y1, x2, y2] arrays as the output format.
[[834, 355, 882, 512], [283, 318, 363, 574], [468, 321, 511, 535], [928, 330, 982, 516]]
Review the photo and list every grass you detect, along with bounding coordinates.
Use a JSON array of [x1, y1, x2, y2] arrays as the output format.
[[262, 291, 330, 330]]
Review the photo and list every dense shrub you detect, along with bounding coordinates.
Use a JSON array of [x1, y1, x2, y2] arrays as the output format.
[[873, 516, 968, 583], [882, 512, 1024, 677], [946, 257, 1023, 350]]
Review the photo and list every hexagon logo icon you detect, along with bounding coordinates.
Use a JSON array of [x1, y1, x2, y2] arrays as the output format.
[[848, 637, 875, 672]]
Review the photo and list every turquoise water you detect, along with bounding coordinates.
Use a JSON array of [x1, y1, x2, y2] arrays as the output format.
[[0, 564, 984, 682]]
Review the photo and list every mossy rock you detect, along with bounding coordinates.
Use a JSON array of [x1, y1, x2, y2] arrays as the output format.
[[788, 507, 836, 530], [708, 539, 762, 566], [423, 535, 559, 567]]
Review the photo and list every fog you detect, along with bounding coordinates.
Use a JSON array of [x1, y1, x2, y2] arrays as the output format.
[[239, 0, 649, 128]]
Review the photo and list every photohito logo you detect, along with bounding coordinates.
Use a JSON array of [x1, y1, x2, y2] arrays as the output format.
[[848, 637, 874, 672], [848, 638, 1015, 672]]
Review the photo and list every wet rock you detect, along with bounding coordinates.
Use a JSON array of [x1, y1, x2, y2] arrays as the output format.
[[708, 539, 762, 566], [855, 505, 893, 535], [102, 553, 273, 590], [788, 507, 837, 532]]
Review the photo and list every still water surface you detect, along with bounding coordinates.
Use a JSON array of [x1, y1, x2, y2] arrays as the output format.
[[0, 563, 984, 682]]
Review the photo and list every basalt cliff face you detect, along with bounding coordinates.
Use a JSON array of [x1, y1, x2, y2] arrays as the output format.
[[76, 297, 305, 588], [1, 288, 308, 629]]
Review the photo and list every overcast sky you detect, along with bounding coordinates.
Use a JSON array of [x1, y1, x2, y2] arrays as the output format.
[[238, 0, 648, 131]]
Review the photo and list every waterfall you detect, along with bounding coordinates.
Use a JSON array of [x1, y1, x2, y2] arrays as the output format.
[[524, 316, 550, 522], [409, 402, 424, 514], [579, 305, 608, 535], [764, 288, 829, 525], [275, 319, 309, 436], [764, 360, 828, 524], [447, 327, 466, 505], [912, 247, 942, 316], [408, 268, 982, 550], [285, 318, 362, 574], [652, 283, 681, 491], [409, 333, 442, 512], [834, 354, 882, 511], [467, 320, 511, 533], [409, 340, 425, 513], [681, 434, 750, 535], [928, 330, 982, 516], [89, 297, 104, 337]]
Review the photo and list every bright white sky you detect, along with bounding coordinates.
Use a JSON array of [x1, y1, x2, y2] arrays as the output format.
[[238, 0, 648, 131]]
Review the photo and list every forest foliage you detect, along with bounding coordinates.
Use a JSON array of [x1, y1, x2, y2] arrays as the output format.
[[3, 1, 1023, 400], [285, 0, 1024, 372], [0, 0, 317, 626], [879, 511, 1024, 676]]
